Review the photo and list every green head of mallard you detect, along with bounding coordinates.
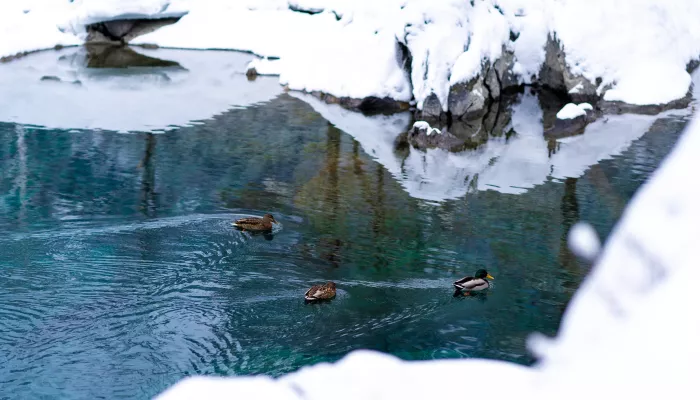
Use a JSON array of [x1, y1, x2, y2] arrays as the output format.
[[475, 269, 494, 280]]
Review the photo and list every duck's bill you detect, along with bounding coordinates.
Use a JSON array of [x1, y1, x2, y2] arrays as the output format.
[[486, 274, 494, 280]]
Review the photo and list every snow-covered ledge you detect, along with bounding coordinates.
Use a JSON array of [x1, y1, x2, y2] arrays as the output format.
[[156, 114, 700, 398]]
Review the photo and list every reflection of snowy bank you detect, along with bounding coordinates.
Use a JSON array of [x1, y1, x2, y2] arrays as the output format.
[[293, 91, 689, 202], [0, 47, 282, 132]]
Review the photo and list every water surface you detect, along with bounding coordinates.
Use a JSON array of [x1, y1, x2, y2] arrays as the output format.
[[0, 47, 693, 399]]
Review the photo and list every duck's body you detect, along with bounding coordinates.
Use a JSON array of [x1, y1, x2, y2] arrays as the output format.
[[233, 213, 277, 232], [453, 269, 494, 294], [305, 282, 336, 302]]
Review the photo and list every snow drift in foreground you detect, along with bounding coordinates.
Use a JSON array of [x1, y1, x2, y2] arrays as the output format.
[[156, 93, 700, 400], [3, 0, 700, 108]]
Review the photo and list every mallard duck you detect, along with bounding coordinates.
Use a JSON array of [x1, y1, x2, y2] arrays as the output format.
[[453, 269, 494, 294], [305, 282, 336, 302], [232, 213, 277, 232]]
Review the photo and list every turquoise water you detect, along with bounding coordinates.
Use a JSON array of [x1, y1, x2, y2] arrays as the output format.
[[0, 58, 691, 398]]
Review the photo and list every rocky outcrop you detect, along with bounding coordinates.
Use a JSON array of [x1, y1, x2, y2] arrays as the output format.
[[539, 35, 598, 103], [396, 121, 466, 152], [447, 76, 489, 120], [599, 89, 694, 115]]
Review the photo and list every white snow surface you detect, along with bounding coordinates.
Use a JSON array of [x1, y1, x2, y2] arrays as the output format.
[[246, 58, 282, 76], [556, 103, 587, 120], [3, 0, 700, 107], [157, 111, 700, 399], [0, 47, 282, 132], [567, 222, 601, 262]]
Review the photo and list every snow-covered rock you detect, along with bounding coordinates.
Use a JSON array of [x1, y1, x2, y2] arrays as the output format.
[[556, 103, 588, 120]]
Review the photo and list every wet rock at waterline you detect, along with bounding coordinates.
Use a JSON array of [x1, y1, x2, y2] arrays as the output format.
[[307, 91, 410, 115], [599, 90, 694, 115], [545, 102, 599, 140], [539, 35, 599, 103], [396, 121, 476, 152]]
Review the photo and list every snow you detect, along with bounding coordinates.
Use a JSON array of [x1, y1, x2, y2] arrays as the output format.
[[246, 58, 282, 76], [578, 102, 593, 111], [567, 222, 601, 262], [3, 0, 700, 108], [0, 47, 282, 132], [412, 121, 431, 131], [556, 103, 588, 120], [59, 0, 189, 40], [0, 1, 80, 60]]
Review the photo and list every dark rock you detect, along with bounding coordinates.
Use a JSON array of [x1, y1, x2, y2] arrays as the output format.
[[400, 121, 466, 151], [103, 20, 137, 39], [419, 93, 444, 119], [40, 75, 62, 82], [539, 34, 598, 102], [599, 90, 693, 115], [246, 66, 258, 81], [288, 2, 325, 15], [544, 104, 599, 140], [396, 121, 486, 152], [309, 91, 409, 115], [448, 77, 488, 120]]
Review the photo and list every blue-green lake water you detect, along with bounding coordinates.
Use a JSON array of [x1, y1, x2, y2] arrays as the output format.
[[0, 48, 692, 399]]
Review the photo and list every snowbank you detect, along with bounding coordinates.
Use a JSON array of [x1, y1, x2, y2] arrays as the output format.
[[3, 0, 700, 109], [0, 1, 80, 60], [157, 110, 700, 399], [0, 47, 281, 132]]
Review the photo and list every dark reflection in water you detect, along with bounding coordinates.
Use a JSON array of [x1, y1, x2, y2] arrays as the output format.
[[0, 93, 690, 399]]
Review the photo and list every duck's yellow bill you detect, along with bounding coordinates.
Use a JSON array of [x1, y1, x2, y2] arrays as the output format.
[[486, 274, 495, 280]]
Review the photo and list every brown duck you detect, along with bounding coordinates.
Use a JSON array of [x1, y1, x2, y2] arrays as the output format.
[[304, 282, 336, 302], [232, 213, 277, 232]]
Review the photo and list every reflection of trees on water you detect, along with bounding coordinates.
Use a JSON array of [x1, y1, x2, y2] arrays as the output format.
[[558, 177, 579, 272], [138, 133, 158, 218]]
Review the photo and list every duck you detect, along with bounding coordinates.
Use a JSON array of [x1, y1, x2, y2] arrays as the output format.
[[232, 213, 277, 232], [453, 269, 494, 295], [305, 282, 337, 302]]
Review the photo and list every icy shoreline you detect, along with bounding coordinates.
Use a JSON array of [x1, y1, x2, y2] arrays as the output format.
[[3, 0, 700, 117]]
